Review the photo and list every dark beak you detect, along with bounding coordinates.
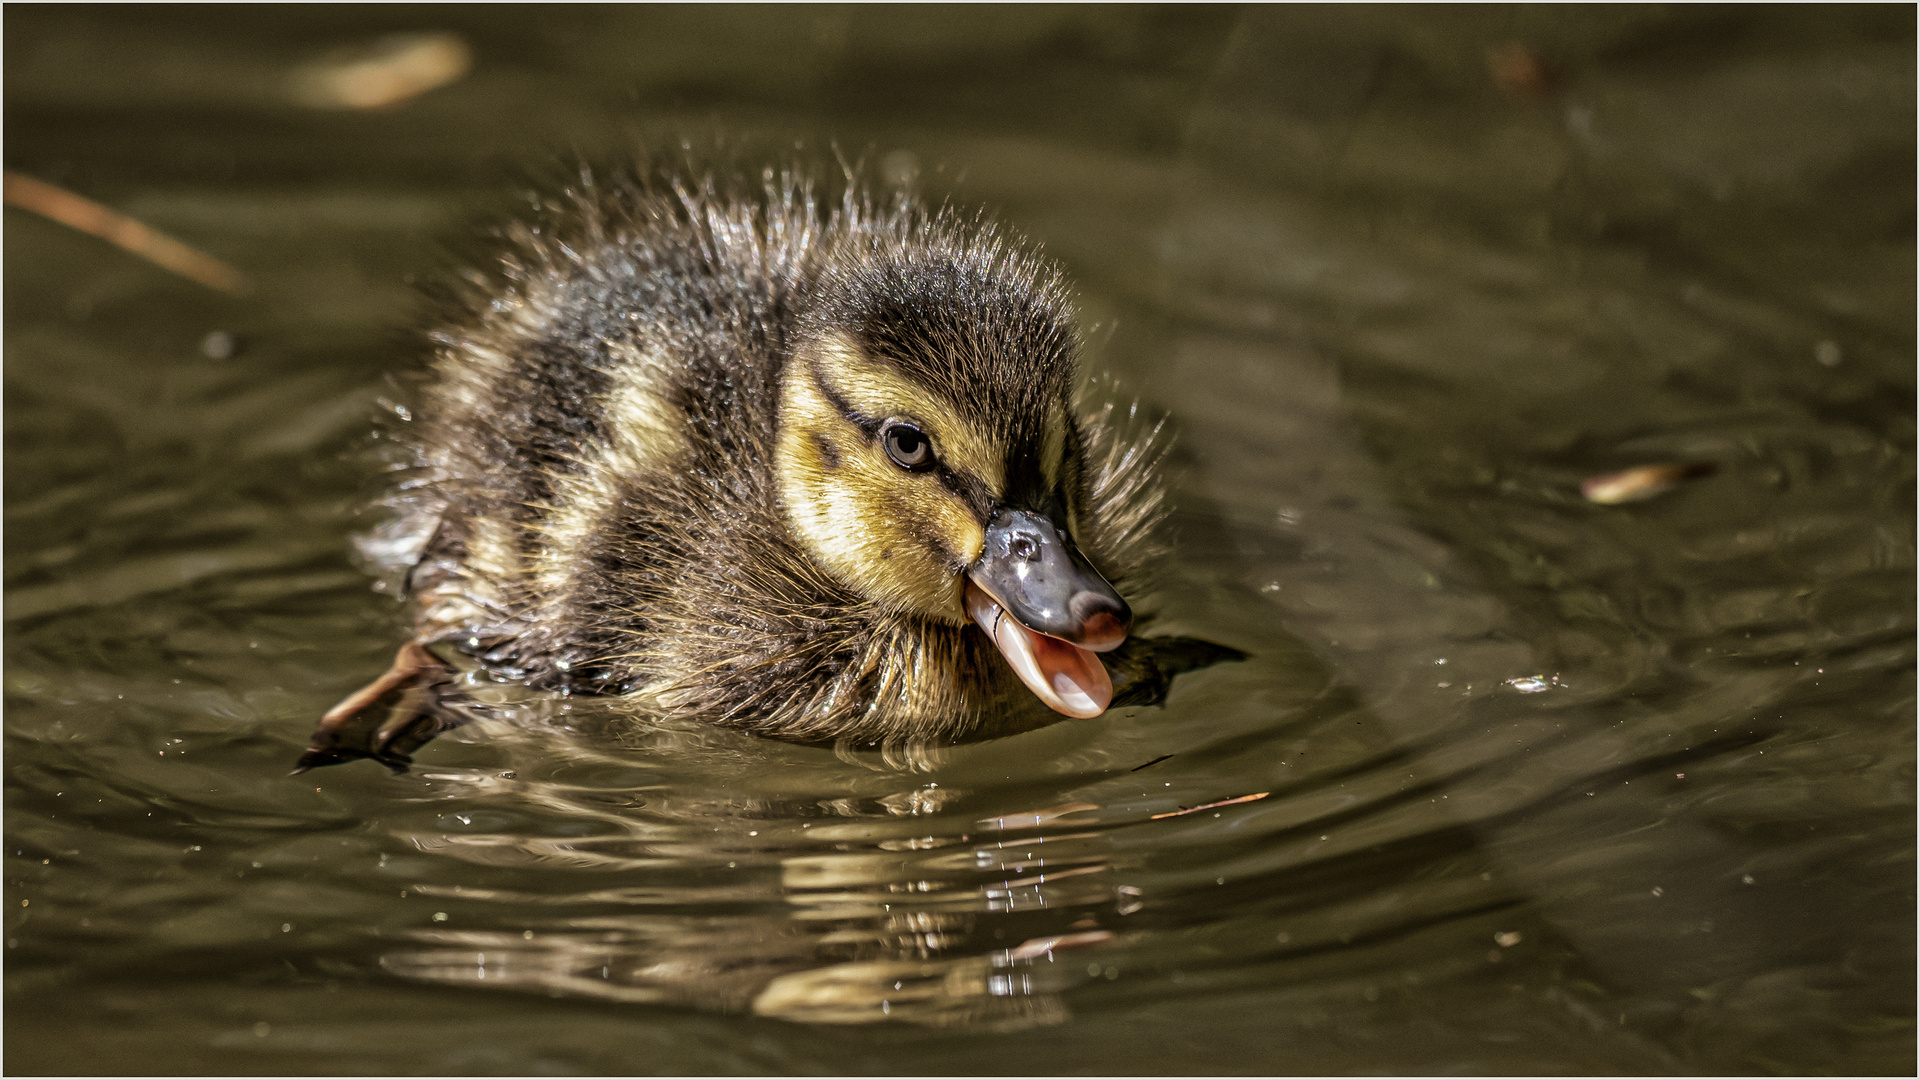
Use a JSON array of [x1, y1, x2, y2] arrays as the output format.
[[964, 508, 1132, 719], [968, 508, 1131, 651]]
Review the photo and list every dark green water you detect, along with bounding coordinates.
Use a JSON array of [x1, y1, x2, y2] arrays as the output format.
[[5, 6, 1913, 1074]]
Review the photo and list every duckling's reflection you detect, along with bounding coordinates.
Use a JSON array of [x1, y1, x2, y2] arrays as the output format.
[[375, 699, 1120, 1027]]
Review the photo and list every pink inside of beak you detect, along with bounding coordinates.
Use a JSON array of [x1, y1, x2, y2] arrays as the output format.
[[964, 581, 1113, 718]]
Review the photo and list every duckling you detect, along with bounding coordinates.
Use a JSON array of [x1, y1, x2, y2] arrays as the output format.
[[296, 166, 1232, 772]]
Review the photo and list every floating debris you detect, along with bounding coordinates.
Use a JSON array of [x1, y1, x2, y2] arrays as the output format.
[[1129, 754, 1174, 773], [978, 801, 1099, 830], [291, 32, 473, 110], [1504, 675, 1560, 693], [1149, 791, 1269, 820], [1581, 461, 1718, 504], [4, 171, 247, 294], [1006, 930, 1114, 962]]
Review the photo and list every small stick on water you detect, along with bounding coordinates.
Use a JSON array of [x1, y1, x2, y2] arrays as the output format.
[[3, 171, 247, 295], [1581, 462, 1719, 505], [1006, 930, 1115, 961], [1150, 791, 1269, 820], [978, 801, 1100, 830], [1130, 754, 1174, 773], [290, 32, 472, 110]]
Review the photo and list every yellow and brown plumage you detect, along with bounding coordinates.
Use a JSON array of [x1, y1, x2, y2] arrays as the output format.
[[298, 167, 1224, 772]]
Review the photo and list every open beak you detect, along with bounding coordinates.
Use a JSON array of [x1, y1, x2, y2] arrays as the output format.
[[965, 508, 1131, 718]]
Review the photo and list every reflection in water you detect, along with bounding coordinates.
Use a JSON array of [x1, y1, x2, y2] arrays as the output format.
[[373, 705, 1114, 1027]]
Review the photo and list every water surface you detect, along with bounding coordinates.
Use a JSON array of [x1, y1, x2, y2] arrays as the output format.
[[5, 7, 1913, 1074]]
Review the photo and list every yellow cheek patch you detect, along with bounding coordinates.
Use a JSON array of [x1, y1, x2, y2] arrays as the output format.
[[805, 332, 1005, 497], [775, 334, 995, 622]]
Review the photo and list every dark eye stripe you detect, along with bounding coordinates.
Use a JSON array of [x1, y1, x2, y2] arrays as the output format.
[[805, 358, 995, 523], [935, 467, 996, 524]]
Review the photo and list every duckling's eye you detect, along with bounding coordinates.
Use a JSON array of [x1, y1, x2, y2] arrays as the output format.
[[881, 421, 935, 471]]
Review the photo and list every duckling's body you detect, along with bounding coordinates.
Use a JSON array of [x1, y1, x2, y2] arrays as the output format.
[[301, 168, 1199, 770]]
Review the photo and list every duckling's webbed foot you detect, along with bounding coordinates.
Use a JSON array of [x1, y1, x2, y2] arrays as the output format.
[[293, 641, 468, 774], [1106, 636, 1248, 708]]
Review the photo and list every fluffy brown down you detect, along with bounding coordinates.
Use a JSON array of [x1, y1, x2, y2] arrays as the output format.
[[366, 167, 1169, 745]]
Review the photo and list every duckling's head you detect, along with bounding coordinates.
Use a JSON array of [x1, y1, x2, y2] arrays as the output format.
[[775, 220, 1131, 718]]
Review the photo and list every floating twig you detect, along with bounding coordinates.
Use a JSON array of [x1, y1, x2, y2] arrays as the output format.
[[1130, 754, 1174, 773], [4, 170, 247, 295], [1006, 930, 1115, 961], [1150, 791, 1269, 820], [290, 32, 472, 110], [1581, 462, 1718, 504], [978, 801, 1099, 830]]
